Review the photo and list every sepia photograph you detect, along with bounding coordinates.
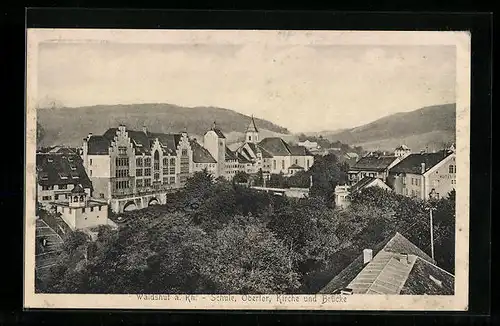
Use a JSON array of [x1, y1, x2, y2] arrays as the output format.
[[24, 28, 470, 310]]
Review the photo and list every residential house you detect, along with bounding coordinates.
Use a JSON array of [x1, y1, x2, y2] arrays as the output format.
[[318, 232, 454, 295], [394, 145, 412, 158], [190, 140, 218, 175], [347, 155, 400, 185], [36, 151, 92, 208], [334, 177, 392, 209], [297, 140, 319, 150], [202, 122, 227, 178], [387, 150, 456, 200]]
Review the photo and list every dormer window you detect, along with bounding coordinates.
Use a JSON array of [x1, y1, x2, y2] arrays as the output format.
[[47, 158, 53, 163], [39, 173, 48, 181], [58, 173, 68, 180]]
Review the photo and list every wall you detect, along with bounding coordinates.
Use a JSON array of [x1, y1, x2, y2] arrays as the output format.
[[74, 204, 109, 230], [424, 155, 456, 200], [56, 205, 77, 230], [271, 155, 292, 174], [87, 155, 111, 178]]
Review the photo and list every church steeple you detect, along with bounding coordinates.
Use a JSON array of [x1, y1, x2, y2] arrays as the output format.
[[245, 115, 259, 143]]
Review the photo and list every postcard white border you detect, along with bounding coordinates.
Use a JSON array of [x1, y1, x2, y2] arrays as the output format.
[[24, 29, 471, 311]]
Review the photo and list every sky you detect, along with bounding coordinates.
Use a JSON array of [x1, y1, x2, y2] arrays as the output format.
[[36, 35, 456, 133]]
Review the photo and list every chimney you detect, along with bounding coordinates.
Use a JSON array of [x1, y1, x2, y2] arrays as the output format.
[[309, 175, 313, 188], [363, 248, 373, 264], [142, 125, 147, 135], [421, 162, 426, 174], [87, 132, 92, 141]]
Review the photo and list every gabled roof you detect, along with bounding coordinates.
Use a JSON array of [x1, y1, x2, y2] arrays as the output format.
[[350, 177, 378, 193], [349, 156, 398, 172], [395, 145, 410, 151], [36, 153, 92, 189], [225, 147, 238, 161], [289, 145, 312, 156], [87, 135, 111, 155], [190, 141, 217, 164], [258, 137, 293, 156], [237, 152, 252, 164], [71, 183, 85, 194], [257, 146, 274, 158], [389, 150, 453, 175], [318, 232, 437, 295], [92, 128, 183, 156], [246, 116, 259, 133]]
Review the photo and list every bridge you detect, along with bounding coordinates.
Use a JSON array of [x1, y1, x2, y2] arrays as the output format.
[[110, 188, 179, 213], [250, 186, 309, 198]]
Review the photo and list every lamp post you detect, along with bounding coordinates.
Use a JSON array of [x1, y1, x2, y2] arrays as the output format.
[[426, 189, 437, 260]]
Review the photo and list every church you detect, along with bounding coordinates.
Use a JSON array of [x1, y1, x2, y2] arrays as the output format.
[[233, 116, 314, 179]]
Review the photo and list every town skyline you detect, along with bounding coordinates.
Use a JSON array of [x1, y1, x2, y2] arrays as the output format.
[[36, 31, 456, 133]]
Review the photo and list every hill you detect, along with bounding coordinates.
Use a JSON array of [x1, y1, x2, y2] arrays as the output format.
[[37, 103, 290, 148], [317, 103, 456, 152]]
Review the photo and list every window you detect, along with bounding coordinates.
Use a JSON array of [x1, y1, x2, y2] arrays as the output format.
[[118, 146, 127, 155], [411, 178, 414, 185], [90, 170, 92, 177], [295, 159, 298, 164], [307, 160, 310, 168], [69, 208, 72, 214], [90, 207, 94, 212], [144, 179, 151, 187], [82, 208, 86, 213], [136, 179, 143, 188], [248, 136, 251, 141], [41, 185, 53, 191], [89, 159, 93, 166], [73, 196, 79, 202], [163, 158, 167, 166], [59, 184, 67, 190], [451, 179, 456, 185], [100, 193, 104, 198], [436, 193, 440, 199], [116, 157, 129, 167], [136, 158, 143, 167], [116, 169, 129, 178], [145, 168, 151, 176], [170, 176, 175, 184], [145, 158, 151, 166], [136, 169, 143, 177], [42, 196, 51, 201], [402, 177, 406, 185], [281, 160, 285, 170], [98, 206, 102, 211], [54, 194, 59, 200], [449, 165, 455, 173], [182, 149, 188, 156], [154, 173, 160, 180], [273, 160, 276, 170]]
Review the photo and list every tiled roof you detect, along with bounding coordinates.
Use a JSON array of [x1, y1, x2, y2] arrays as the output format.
[[288, 164, 304, 170], [71, 184, 86, 194], [94, 128, 183, 156], [225, 147, 238, 161], [257, 146, 274, 158], [400, 257, 455, 295], [190, 141, 217, 164], [318, 232, 436, 295], [36, 153, 92, 189], [350, 156, 398, 172], [237, 152, 252, 164], [350, 177, 378, 193], [389, 151, 453, 175], [211, 128, 226, 139], [289, 145, 312, 156], [258, 137, 292, 156], [87, 136, 111, 155]]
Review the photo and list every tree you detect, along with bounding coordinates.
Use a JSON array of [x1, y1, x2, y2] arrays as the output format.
[[309, 154, 346, 206], [233, 171, 249, 184], [267, 173, 289, 188], [199, 215, 301, 294], [288, 170, 311, 188], [253, 168, 264, 187]]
